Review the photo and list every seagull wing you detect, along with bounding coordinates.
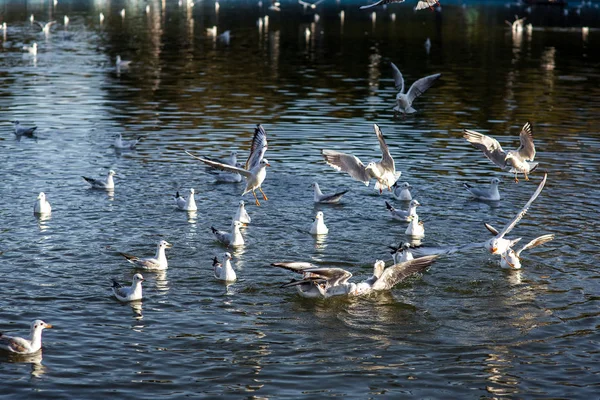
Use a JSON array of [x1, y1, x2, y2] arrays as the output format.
[[406, 73, 441, 104], [303, 267, 353, 286], [321, 150, 371, 185], [0, 335, 29, 353], [390, 62, 405, 93], [516, 121, 536, 161], [371, 255, 436, 291], [245, 124, 268, 171], [484, 222, 499, 236], [497, 173, 547, 239], [318, 190, 349, 203], [186, 151, 252, 177], [374, 124, 394, 170], [415, 0, 438, 10], [463, 129, 507, 168], [516, 234, 554, 257], [271, 262, 320, 274]]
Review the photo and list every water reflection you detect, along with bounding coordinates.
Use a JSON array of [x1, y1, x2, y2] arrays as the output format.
[[1, 351, 46, 378]]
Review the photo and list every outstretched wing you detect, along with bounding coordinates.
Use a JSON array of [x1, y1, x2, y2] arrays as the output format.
[[516, 234, 554, 257], [390, 62, 405, 93], [484, 222, 499, 236], [415, 0, 439, 10], [498, 173, 547, 239], [303, 267, 353, 286], [371, 255, 437, 291], [321, 150, 371, 185], [245, 124, 268, 171], [406, 73, 441, 104], [516, 122, 536, 161], [373, 124, 394, 170], [271, 262, 319, 274], [186, 151, 252, 177], [463, 129, 507, 169]]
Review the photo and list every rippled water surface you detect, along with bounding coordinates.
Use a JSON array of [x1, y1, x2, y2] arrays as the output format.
[[1, 0, 599, 398]]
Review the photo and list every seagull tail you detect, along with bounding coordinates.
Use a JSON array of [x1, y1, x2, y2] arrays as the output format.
[[111, 279, 122, 288], [385, 201, 394, 211]]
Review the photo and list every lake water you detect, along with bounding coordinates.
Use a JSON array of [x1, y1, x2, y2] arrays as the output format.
[[1, 0, 599, 398]]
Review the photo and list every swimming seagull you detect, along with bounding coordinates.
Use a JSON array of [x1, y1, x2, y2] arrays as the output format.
[[233, 200, 251, 224], [390, 242, 415, 264], [484, 173, 547, 255], [34, 21, 56, 35], [82, 170, 116, 190], [405, 214, 424, 238], [385, 199, 419, 221], [464, 178, 501, 201], [13, 120, 37, 137], [34, 192, 52, 215], [322, 124, 400, 193], [174, 188, 198, 211], [114, 133, 141, 149], [116, 55, 132, 69], [213, 252, 237, 282], [312, 182, 348, 204], [0, 320, 53, 354], [211, 221, 244, 247], [64, 15, 69, 27], [360, 0, 440, 10], [120, 240, 172, 270], [310, 211, 329, 235], [499, 234, 554, 270], [23, 42, 38, 55], [390, 62, 441, 115], [463, 122, 537, 182], [111, 273, 144, 302], [392, 182, 412, 200], [186, 124, 270, 206]]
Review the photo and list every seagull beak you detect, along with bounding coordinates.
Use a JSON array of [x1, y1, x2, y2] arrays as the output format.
[[491, 247, 498, 254], [266, 163, 271, 167], [45, 324, 53, 329], [165, 242, 173, 248]]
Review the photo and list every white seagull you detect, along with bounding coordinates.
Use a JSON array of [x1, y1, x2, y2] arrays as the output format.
[[322, 124, 400, 193], [213, 252, 237, 282], [405, 214, 425, 238], [116, 55, 132, 69], [464, 178, 501, 201], [360, 0, 440, 10], [310, 211, 329, 235], [484, 173, 547, 255], [23, 42, 37, 55], [120, 240, 172, 270], [34, 192, 52, 215], [391, 62, 441, 115], [82, 170, 116, 190], [186, 124, 270, 206], [392, 181, 412, 201], [211, 221, 245, 247], [111, 273, 144, 302], [312, 182, 348, 204], [463, 122, 538, 183], [0, 320, 53, 354], [175, 188, 198, 211], [390, 242, 415, 264], [114, 133, 141, 150], [385, 199, 420, 221], [499, 234, 554, 270], [13, 120, 37, 137], [233, 200, 251, 224]]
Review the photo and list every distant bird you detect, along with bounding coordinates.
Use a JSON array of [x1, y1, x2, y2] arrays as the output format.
[[385, 199, 419, 221], [405, 214, 424, 238], [213, 252, 237, 282], [390, 242, 414, 264], [23, 42, 37, 55], [146, 5, 151, 14], [82, 170, 116, 190], [463, 122, 537, 183], [34, 192, 52, 215], [175, 188, 198, 211], [233, 200, 251, 225], [424, 37, 431, 54], [120, 8, 126, 18], [111, 273, 144, 302], [211, 221, 245, 247], [63, 15, 69, 27], [34, 21, 56, 35], [392, 181, 412, 201], [30, 14, 35, 23], [206, 26, 217, 37], [269, 0, 281, 11], [464, 178, 501, 201], [390, 62, 441, 115], [99, 12, 105, 24], [113, 133, 141, 149], [204, 150, 242, 183], [120, 240, 172, 270], [298, 0, 324, 10], [310, 211, 329, 235], [0, 320, 53, 354], [116, 55, 132, 69], [312, 182, 348, 204], [322, 124, 400, 193], [13, 120, 37, 137], [218, 30, 231, 44], [505, 15, 526, 33], [359, 0, 440, 11], [500, 234, 554, 270]]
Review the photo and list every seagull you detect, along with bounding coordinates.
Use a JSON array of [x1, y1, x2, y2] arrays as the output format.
[[505, 15, 526, 33], [120, 8, 126, 18], [463, 122, 538, 183], [464, 178, 501, 201], [310, 211, 329, 235], [385, 199, 419, 221], [390, 62, 441, 115], [82, 170, 116, 190], [174, 188, 198, 211], [64, 15, 69, 27], [213, 252, 237, 282], [322, 124, 400, 193], [206, 26, 217, 37], [312, 182, 348, 204], [23, 42, 37, 55], [0, 320, 53, 354], [186, 124, 270, 206], [233, 200, 251, 224], [405, 214, 425, 238], [484, 173, 547, 255], [390, 242, 415, 264], [114, 133, 141, 150], [120, 240, 172, 270], [34, 192, 52, 215], [218, 30, 231, 44], [360, 0, 440, 10], [271, 262, 328, 298], [116, 55, 132, 69], [269, 0, 281, 11], [99, 12, 105, 23], [34, 21, 56, 35], [13, 120, 37, 137], [111, 273, 144, 302], [211, 221, 244, 247], [392, 182, 412, 201], [298, 0, 324, 10], [500, 234, 554, 270]]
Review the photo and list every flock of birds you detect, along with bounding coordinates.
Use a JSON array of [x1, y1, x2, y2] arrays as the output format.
[[2, 0, 558, 356]]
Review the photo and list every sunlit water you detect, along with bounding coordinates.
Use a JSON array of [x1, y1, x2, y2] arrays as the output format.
[[1, 0, 599, 397]]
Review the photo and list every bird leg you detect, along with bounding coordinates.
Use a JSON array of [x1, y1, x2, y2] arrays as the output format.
[[259, 187, 268, 201], [252, 191, 261, 206], [524, 172, 529, 181], [514, 172, 519, 184]]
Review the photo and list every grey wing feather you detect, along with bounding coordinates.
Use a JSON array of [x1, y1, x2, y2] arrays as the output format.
[[186, 151, 252, 177], [271, 262, 319, 273], [371, 255, 436, 291], [374, 124, 394, 170], [390, 62, 405, 93], [516, 234, 554, 256], [319, 190, 349, 202], [321, 150, 371, 185], [82, 176, 103, 187], [0, 335, 29, 353], [463, 129, 507, 168], [484, 223, 499, 236], [406, 73, 441, 104], [135, 258, 160, 269], [498, 173, 547, 238], [415, 0, 438, 10], [303, 267, 353, 286], [245, 124, 268, 170], [516, 122, 536, 161]]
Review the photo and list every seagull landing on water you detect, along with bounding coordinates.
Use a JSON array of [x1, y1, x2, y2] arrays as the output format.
[[390, 62, 441, 116], [0, 320, 53, 354], [312, 182, 348, 204], [82, 170, 116, 190], [463, 122, 538, 183], [120, 240, 172, 270], [111, 273, 144, 302], [464, 178, 501, 201], [213, 252, 237, 282]]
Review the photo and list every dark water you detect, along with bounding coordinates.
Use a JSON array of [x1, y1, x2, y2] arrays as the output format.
[[1, 0, 599, 398]]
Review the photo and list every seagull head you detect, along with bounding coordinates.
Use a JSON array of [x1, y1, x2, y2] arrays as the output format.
[[491, 178, 501, 185], [233, 221, 244, 228], [365, 162, 377, 172], [37, 192, 46, 200], [158, 240, 173, 249], [13, 120, 20, 125], [223, 252, 232, 261], [260, 158, 270, 167], [485, 238, 500, 254], [410, 199, 421, 208], [238, 200, 245, 206], [132, 273, 145, 283], [31, 320, 53, 332], [314, 211, 324, 220], [189, 188, 195, 195], [108, 170, 116, 176]]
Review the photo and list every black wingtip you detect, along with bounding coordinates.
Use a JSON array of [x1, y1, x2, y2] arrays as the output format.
[[463, 183, 472, 189], [210, 226, 218, 234], [111, 279, 120, 288], [385, 201, 393, 211]]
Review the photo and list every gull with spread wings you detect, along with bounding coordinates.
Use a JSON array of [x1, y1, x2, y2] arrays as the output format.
[[186, 124, 270, 206], [390, 62, 441, 115], [464, 122, 538, 183], [321, 124, 400, 193], [360, 0, 440, 11]]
